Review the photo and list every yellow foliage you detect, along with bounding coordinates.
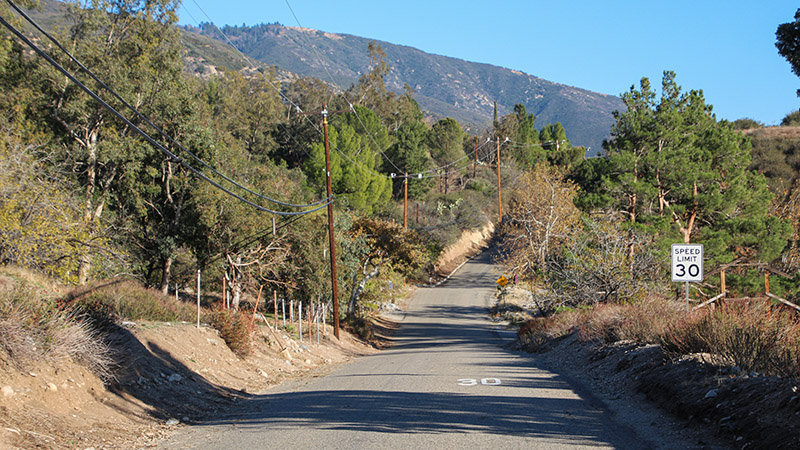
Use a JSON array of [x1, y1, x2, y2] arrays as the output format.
[[501, 163, 581, 274], [0, 141, 91, 282]]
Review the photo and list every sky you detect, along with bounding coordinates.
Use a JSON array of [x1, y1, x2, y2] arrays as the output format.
[[178, 0, 800, 126]]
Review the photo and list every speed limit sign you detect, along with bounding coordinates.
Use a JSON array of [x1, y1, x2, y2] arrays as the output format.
[[671, 244, 703, 282]]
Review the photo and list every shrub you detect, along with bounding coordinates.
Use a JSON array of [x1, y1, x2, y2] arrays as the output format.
[[0, 269, 113, 380], [207, 308, 255, 357], [517, 317, 555, 351], [543, 216, 663, 311], [61, 280, 197, 327], [617, 297, 684, 344], [576, 303, 624, 343], [529, 293, 800, 378], [343, 315, 374, 341]]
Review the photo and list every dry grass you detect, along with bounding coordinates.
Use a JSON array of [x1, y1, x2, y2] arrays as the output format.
[[0, 267, 114, 381], [741, 126, 800, 140], [61, 279, 197, 326], [519, 296, 800, 377]]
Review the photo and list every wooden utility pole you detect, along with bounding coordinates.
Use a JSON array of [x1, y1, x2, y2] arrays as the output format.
[[473, 136, 478, 179], [496, 138, 502, 224], [322, 108, 341, 339], [403, 173, 408, 229]]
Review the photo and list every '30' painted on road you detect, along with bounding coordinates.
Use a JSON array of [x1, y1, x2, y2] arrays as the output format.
[[457, 378, 502, 386]]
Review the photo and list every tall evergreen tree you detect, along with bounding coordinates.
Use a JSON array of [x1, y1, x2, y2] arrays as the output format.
[[601, 71, 791, 264]]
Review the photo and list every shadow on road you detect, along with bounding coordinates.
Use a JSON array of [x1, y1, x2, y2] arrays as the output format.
[[166, 247, 638, 448], [194, 387, 617, 446]]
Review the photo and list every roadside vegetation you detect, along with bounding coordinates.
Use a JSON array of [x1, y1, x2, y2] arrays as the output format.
[[0, 0, 576, 368], [4, 0, 800, 397], [495, 8, 800, 382]]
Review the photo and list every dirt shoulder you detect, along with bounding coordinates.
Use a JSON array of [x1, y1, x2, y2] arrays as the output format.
[[0, 319, 379, 450], [493, 286, 800, 450]]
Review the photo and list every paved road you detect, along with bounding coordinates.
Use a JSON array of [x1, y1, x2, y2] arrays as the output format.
[[155, 251, 649, 449]]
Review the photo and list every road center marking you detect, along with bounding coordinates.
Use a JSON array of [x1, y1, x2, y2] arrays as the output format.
[[457, 378, 502, 386]]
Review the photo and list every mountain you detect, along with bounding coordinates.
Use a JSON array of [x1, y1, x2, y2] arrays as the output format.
[[23, 0, 623, 153], [186, 22, 624, 154]]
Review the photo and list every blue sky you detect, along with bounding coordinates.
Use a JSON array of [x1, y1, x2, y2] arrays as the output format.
[[179, 1, 800, 126]]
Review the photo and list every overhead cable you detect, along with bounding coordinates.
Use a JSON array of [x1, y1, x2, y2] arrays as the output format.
[[0, 10, 330, 216], [5, 0, 328, 209]]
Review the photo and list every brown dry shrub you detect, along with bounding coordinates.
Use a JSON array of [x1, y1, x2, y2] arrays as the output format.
[[0, 269, 114, 381], [576, 303, 625, 343], [517, 317, 555, 351], [661, 302, 800, 376], [530, 295, 800, 377], [61, 280, 196, 326], [207, 308, 255, 357], [617, 297, 685, 344]]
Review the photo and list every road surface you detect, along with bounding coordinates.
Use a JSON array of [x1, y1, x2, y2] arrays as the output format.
[[155, 250, 657, 449]]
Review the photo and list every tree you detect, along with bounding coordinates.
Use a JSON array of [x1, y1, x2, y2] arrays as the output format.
[[344, 217, 430, 317], [117, 75, 215, 293], [304, 121, 392, 215], [347, 43, 423, 134], [776, 8, 800, 97], [499, 163, 580, 277], [427, 118, 465, 193], [495, 104, 543, 167], [384, 120, 433, 198], [782, 110, 800, 126], [427, 118, 465, 165], [732, 118, 762, 130], [211, 69, 283, 162], [0, 124, 97, 281], [540, 122, 569, 150], [41, 0, 185, 284], [600, 71, 791, 265], [274, 76, 335, 168]]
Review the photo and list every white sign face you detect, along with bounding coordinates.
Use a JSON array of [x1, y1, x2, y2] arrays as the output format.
[[671, 244, 703, 282]]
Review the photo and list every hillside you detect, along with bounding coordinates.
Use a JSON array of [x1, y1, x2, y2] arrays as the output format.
[[22, 1, 622, 153], [184, 22, 623, 154]]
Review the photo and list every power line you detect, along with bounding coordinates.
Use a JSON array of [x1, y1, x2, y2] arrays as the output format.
[[5, 0, 329, 210], [281, 0, 406, 174], [0, 9, 330, 217], [187, 1, 402, 177], [184, 2, 501, 187]]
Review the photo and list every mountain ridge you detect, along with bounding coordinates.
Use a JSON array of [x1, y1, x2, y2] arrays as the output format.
[[23, 0, 623, 153], [188, 22, 623, 153]]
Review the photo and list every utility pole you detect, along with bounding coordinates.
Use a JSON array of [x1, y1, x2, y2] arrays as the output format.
[[322, 107, 341, 339], [496, 137, 502, 224], [403, 173, 408, 229], [473, 136, 478, 179]]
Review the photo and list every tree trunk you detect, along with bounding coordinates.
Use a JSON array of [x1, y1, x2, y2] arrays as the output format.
[[159, 256, 173, 294], [348, 264, 380, 318], [77, 127, 100, 285], [679, 181, 699, 244]]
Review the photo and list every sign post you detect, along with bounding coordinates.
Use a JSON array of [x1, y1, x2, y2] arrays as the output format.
[[671, 244, 704, 313]]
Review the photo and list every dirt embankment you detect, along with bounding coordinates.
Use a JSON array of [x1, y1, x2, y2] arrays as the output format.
[[0, 320, 374, 450], [434, 222, 495, 277], [0, 221, 497, 450]]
